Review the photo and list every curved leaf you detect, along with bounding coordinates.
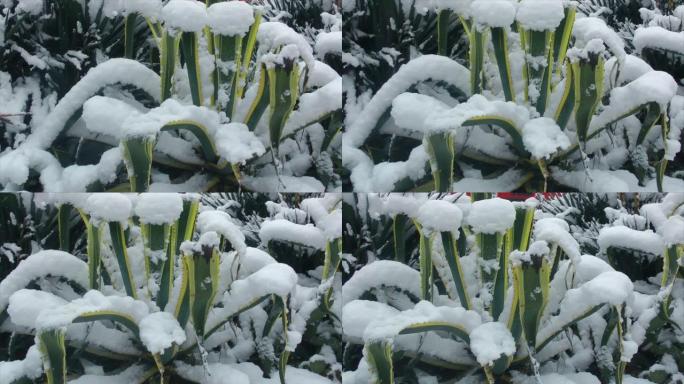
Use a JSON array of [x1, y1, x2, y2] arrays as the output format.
[[160, 121, 219, 164]]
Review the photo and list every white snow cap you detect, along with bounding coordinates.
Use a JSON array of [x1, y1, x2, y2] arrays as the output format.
[[522, 118, 571, 159], [466, 198, 516, 234], [162, 0, 208, 33], [134, 193, 183, 225], [85, 193, 132, 223], [139, 312, 186, 354], [124, 0, 163, 19], [8, 290, 67, 329], [16, 0, 43, 15], [214, 123, 266, 165], [196, 210, 247, 255], [414, 0, 473, 17], [516, 0, 565, 31], [259, 219, 326, 250], [82, 96, 142, 140], [470, 0, 515, 29], [469, 322, 516, 366], [659, 216, 684, 246], [207, 1, 255, 37], [257, 22, 315, 68], [416, 200, 463, 233]]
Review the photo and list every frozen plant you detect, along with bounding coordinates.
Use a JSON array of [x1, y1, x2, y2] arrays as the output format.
[[0, 193, 342, 383], [0, 0, 342, 193], [342, 193, 684, 383], [343, 0, 684, 192]]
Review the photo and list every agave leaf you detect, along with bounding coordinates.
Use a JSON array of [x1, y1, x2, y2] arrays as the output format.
[[108, 222, 138, 299], [180, 32, 203, 106], [72, 310, 141, 338], [38, 329, 67, 384], [278, 295, 290, 384], [572, 55, 604, 144], [244, 64, 272, 131], [160, 30, 179, 102], [398, 321, 471, 343], [183, 244, 221, 338], [268, 63, 301, 153], [365, 341, 394, 384], [436, 10, 451, 56], [552, 5, 576, 75], [554, 62, 576, 130], [440, 231, 471, 310], [469, 29, 485, 94], [157, 223, 178, 311], [160, 121, 219, 164], [392, 214, 409, 263], [514, 255, 550, 349], [236, 10, 262, 100], [414, 223, 433, 301], [491, 27, 515, 102], [85, 218, 102, 290], [122, 136, 155, 193], [424, 131, 455, 192], [124, 13, 138, 59]]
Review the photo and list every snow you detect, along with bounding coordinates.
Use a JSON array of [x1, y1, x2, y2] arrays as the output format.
[[123, 0, 163, 19], [0, 345, 43, 383], [174, 362, 250, 384], [0, 250, 88, 313], [342, 260, 421, 305], [196, 210, 247, 255], [207, 263, 297, 330], [659, 216, 684, 246], [207, 1, 254, 37], [415, 200, 463, 233], [537, 271, 633, 346], [533, 217, 581, 264], [315, 31, 342, 58], [391, 93, 450, 132], [82, 96, 142, 140], [516, 0, 565, 31], [466, 198, 516, 234], [214, 123, 266, 165], [259, 219, 326, 250], [344, 54, 470, 148], [634, 26, 684, 55], [7, 290, 67, 329], [283, 77, 342, 137], [342, 300, 399, 341], [161, 0, 208, 33], [19, 58, 160, 150], [573, 17, 626, 61], [469, 322, 516, 366], [362, 300, 481, 342], [470, 0, 516, 29], [139, 312, 186, 354], [522, 118, 571, 159], [598, 226, 664, 256], [123, 99, 220, 138], [134, 193, 183, 225], [257, 22, 315, 68], [425, 94, 530, 134], [36, 290, 150, 330], [413, 0, 473, 16], [85, 193, 132, 224], [16, 0, 43, 15]]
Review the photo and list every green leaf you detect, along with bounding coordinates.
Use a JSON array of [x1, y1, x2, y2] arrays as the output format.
[[244, 64, 271, 131], [108, 222, 138, 299], [552, 5, 576, 73], [181, 31, 203, 106], [424, 131, 455, 192], [124, 13, 138, 59], [461, 116, 526, 155], [236, 11, 262, 100], [398, 321, 471, 343], [365, 341, 394, 384], [469, 28, 485, 94], [554, 62, 576, 130], [436, 10, 451, 56], [491, 27, 515, 102], [439, 231, 471, 310], [392, 214, 409, 263], [514, 255, 550, 350], [572, 55, 604, 143], [122, 136, 155, 193], [160, 121, 219, 164], [183, 243, 221, 338], [85, 219, 102, 290], [215, 34, 243, 117], [72, 310, 141, 338], [415, 224, 433, 301], [160, 30, 179, 101], [268, 63, 301, 153], [38, 329, 67, 384], [157, 223, 178, 311]]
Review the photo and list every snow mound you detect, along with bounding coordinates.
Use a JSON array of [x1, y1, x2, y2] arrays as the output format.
[[139, 312, 186, 354], [162, 0, 208, 33], [86, 193, 132, 223], [134, 193, 183, 225], [196, 210, 247, 255], [466, 198, 516, 234], [469, 322, 516, 366], [522, 118, 570, 159], [259, 219, 326, 250], [516, 0, 565, 31], [416, 200, 463, 233], [207, 1, 254, 37]]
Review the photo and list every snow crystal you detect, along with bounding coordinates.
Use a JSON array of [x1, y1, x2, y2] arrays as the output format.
[[196, 210, 247, 255], [470, 0, 515, 29], [85, 193, 132, 223], [416, 200, 463, 233], [36, 290, 150, 330], [161, 0, 208, 33], [139, 312, 186, 354], [469, 322, 516, 366], [466, 198, 516, 234], [0, 250, 88, 313], [598, 226, 664, 256], [516, 0, 565, 31], [134, 193, 183, 225], [522, 117, 571, 159], [342, 260, 421, 304], [363, 300, 481, 342], [214, 123, 266, 165], [207, 1, 254, 37], [259, 219, 326, 250]]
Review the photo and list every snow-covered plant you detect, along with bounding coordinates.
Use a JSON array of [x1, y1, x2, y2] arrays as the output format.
[[0, 192, 342, 383], [0, 0, 342, 193], [634, 4, 684, 87], [343, 0, 684, 192], [342, 193, 683, 383]]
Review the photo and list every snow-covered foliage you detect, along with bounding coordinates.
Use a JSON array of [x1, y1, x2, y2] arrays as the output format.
[[342, 193, 684, 384], [0, 1, 342, 193], [0, 192, 342, 383], [343, 0, 684, 192]]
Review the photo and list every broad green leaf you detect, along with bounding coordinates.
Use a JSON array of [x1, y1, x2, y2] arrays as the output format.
[[183, 243, 220, 338], [243, 64, 271, 131], [469, 29, 485, 94], [268, 63, 301, 153], [392, 214, 409, 263], [124, 13, 137, 59], [440, 231, 471, 310], [122, 136, 155, 193], [160, 30, 179, 101], [365, 341, 394, 384], [181, 32, 203, 106], [424, 131, 455, 192], [572, 55, 604, 143], [160, 121, 219, 164], [72, 310, 140, 338], [491, 27, 515, 102], [108, 222, 138, 299], [38, 329, 66, 384]]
